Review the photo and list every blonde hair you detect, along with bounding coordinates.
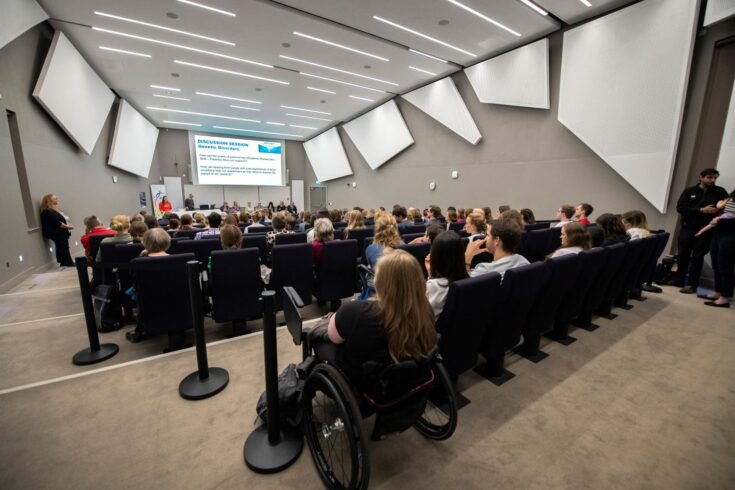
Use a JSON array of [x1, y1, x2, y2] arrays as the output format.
[[466, 212, 487, 234], [220, 224, 243, 249], [40, 194, 56, 212], [374, 250, 437, 361], [344, 210, 364, 238], [373, 212, 401, 248], [110, 214, 131, 233], [313, 218, 334, 243]]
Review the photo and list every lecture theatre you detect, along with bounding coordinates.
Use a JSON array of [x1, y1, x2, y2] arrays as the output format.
[[0, 0, 733, 488]]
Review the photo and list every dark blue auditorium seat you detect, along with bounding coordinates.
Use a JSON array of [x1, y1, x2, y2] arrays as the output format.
[[396, 242, 431, 277], [210, 248, 262, 336], [174, 230, 198, 239], [275, 232, 307, 245], [345, 228, 374, 263], [175, 238, 221, 265], [270, 243, 313, 311], [525, 222, 550, 231], [247, 225, 273, 234], [242, 234, 267, 264], [447, 222, 464, 233], [400, 224, 426, 235], [316, 239, 358, 311]]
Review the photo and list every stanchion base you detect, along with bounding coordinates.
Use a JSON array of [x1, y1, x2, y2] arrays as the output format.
[[179, 367, 229, 400], [73, 343, 119, 365], [244, 425, 303, 474]]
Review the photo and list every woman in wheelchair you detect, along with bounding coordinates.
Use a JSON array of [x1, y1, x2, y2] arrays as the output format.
[[303, 250, 458, 489]]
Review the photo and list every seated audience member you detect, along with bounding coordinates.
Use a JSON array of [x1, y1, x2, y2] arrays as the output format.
[[622, 210, 651, 240], [192, 213, 206, 228], [365, 212, 402, 268], [286, 202, 297, 216], [426, 205, 444, 226], [143, 214, 158, 229], [520, 208, 536, 225], [130, 213, 144, 224], [550, 222, 591, 258], [466, 219, 529, 279], [328, 208, 342, 226], [140, 228, 171, 257], [596, 213, 630, 246], [220, 201, 230, 213], [80, 216, 115, 257], [457, 208, 466, 223], [311, 218, 334, 268], [495, 205, 510, 219], [481, 207, 493, 224], [392, 206, 411, 230], [408, 207, 423, 223], [501, 209, 524, 228], [575, 203, 594, 225], [446, 209, 458, 224], [130, 221, 147, 243], [178, 214, 194, 232], [410, 224, 445, 244], [554, 204, 575, 228], [297, 211, 312, 232], [262, 208, 273, 224], [426, 231, 469, 319], [266, 212, 292, 249], [238, 211, 250, 226], [312, 250, 437, 390], [168, 218, 180, 233], [307, 209, 330, 242], [195, 212, 222, 239], [219, 224, 243, 250], [285, 213, 297, 232], [344, 210, 365, 239], [245, 212, 262, 233], [231, 201, 241, 212], [277, 200, 286, 212], [223, 214, 238, 226], [464, 211, 488, 241], [96, 215, 133, 262]]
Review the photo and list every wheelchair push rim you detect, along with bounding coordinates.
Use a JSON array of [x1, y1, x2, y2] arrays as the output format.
[[414, 361, 458, 441]]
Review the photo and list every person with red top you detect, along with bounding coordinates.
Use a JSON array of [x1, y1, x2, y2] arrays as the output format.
[[80, 216, 116, 257], [311, 218, 335, 268], [575, 202, 593, 225], [158, 196, 173, 213]]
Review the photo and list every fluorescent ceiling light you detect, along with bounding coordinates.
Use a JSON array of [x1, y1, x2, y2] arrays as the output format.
[[213, 126, 302, 138], [307, 86, 336, 94], [280, 105, 331, 115], [446, 0, 521, 37], [300, 72, 387, 94], [280, 55, 398, 86], [147, 106, 260, 123], [94, 11, 234, 45], [230, 104, 260, 112], [177, 0, 235, 17], [290, 124, 317, 130], [174, 60, 289, 85], [373, 15, 477, 58], [409, 48, 448, 64], [92, 27, 270, 68], [409, 66, 436, 76], [293, 31, 389, 62], [153, 94, 190, 101], [266, 122, 285, 126], [164, 120, 201, 126], [99, 46, 151, 57], [349, 95, 374, 102], [196, 91, 261, 104], [151, 84, 180, 91], [286, 113, 333, 122], [579, 0, 592, 6], [519, 0, 549, 16]]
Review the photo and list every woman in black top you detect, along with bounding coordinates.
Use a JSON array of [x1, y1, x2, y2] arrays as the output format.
[[40, 194, 74, 266]]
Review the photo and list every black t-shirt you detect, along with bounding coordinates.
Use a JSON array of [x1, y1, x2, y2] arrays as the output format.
[[40, 209, 69, 240], [334, 301, 390, 387], [676, 184, 729, 230]]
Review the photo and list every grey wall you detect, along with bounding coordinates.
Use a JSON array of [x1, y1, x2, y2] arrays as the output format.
[[0, 24, 158, 290]]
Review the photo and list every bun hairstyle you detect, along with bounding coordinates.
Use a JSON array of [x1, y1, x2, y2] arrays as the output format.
[[110, 214, 131, 232]]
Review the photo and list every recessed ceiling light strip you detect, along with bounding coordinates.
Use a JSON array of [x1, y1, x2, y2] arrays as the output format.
[[293, 31, 389, 62], [349, 95, 374, 102], [409, 66, 436, 76], [213, 125, 302, 138], [147, 106, 260, 123], [280, 105, 331, 115], [408, 48, 448, 64], [153, 94, 190, 101], [177, 0, 236, 17], [286, 113, 333, 122], [92, 27, 270, 68], [280, 55, 398, 86], [94, 11, 234, 46], [519, 0, 549, 16], [99, 46, 151, 57], [266, 122, 286, 126], [230, 105, 260, 112], [164, 120, 201, 126], [300, 72, 387, 94], [373, 15, 477, 57], [307, 86, 336, 94], [290, 124, 317, 130], [196, 91, 261, 104], [446, 0, 521, 37], [579, 0, 592, 7], [151, 84, 180, 91], [174, 60, 289, 85]]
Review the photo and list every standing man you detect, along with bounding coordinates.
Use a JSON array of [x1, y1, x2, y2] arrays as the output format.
[[184, 193, 195, 211], [671, 168, 728, 293]]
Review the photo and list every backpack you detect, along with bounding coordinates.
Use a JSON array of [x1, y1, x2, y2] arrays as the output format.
[[653, 255, 676, 285], [256, 358, 314, 429]]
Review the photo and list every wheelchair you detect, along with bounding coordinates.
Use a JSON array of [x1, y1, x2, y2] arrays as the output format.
[[284, 287, 458, 490]]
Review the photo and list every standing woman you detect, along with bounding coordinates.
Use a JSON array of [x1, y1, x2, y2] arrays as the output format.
[[40, 194, 74, 266], [705, 189, 735, 308]]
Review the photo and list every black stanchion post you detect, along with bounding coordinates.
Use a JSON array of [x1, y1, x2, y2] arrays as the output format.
[[179, 260, 229, 400], [244, 290, 303, 473], [72, 257, 119, 365]]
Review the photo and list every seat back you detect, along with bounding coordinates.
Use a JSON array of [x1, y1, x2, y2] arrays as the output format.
[[168, 236, 189, 254], [318, 239, 358, 300], [524, 222, 550, 231], [248, 225, 273, 234], [283, 286, 304, 346], [639, 232, 670, 285], [447, 222, 464, 232], [400, 233, 424, 243], [515, 231, 531, 261], [174, 229, 198, 239], [275, 232, 307, 245], [396, 242, 431, 277], [88, 234, 109, 262], [100, 242, 143, 268], [581, 242, 627, 315], [556, 247, 607, 324], [400, 224, 426, 235], [333, 228, 344, 240], [210, 249, 262, 323], [131, 253, 195, 335], [242, 234, 267, 263], [436, 273, 502, 378], [346, 228, 374, 261], [175, 238, 221, 264], [270, 243, 313, 310], [523, 228, 555, 263], [602, 240, 640, 304], [524, 254, 581, 339], [624, 236, 657, 292]]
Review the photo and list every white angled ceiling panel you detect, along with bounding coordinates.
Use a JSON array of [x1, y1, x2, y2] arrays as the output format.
[[558, 0, 699, 213], [716, 80, 735, 194], [535, 0, 635, 25], [704, 0, 735, 26], [0, 0, 48, 49], [109, 100, 159, 178], [401, 77, 481, 145], [303, 127, 353, 182], [343, 99, 414, 170], [464, 38, 549, 109]]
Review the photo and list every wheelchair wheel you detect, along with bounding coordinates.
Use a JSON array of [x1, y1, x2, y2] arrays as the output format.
[[414, 361, 458, 440], [303, 363, 370, 490]]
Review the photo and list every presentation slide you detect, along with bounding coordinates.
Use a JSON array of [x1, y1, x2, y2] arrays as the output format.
[[194, 135, 283, 186]]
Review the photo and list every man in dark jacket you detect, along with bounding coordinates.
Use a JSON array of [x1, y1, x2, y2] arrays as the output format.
[[670, 168, 728, 293]]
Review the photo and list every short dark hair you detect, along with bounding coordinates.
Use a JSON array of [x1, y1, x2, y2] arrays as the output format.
[[144, 214, 158, 229], [429, 231, 469, 283], [700, 168, 719, 177], [579, 203, 594, 217], [207, 212, 222, 228], [596, 213, 627, 239], [489, 219, 522, 253], [562, 222, 591, 250], [272, 212, 286, 230], [425, 224, 445, 243], [498, 205, 511, 214], [520, 208, 536, 225], [84, 215, 101, 229], [392, 206, 407, 219], [429, 205, 442, 217], [560, 205, 575, 219]]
